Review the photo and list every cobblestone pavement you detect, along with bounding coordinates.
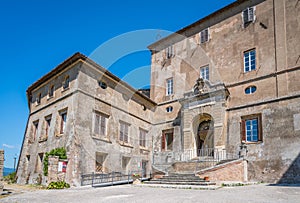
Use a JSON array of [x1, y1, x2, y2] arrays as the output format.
[[1, 184, 300, 203]]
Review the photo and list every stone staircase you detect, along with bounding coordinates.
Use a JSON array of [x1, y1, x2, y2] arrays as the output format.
[[144, 173, 216, 186]]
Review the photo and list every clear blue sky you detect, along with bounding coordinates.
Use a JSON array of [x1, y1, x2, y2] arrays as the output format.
[[0, 0, 235, 168]]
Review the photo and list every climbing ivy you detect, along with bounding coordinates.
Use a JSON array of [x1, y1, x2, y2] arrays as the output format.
[[43, 147, 67, 176]]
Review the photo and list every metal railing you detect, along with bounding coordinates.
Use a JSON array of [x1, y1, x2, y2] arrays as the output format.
[[153, 148, 240, 164], [81, 170, 150, 187]]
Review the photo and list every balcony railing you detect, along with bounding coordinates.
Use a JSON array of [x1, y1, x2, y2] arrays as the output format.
[[153, 148, 240, 165]]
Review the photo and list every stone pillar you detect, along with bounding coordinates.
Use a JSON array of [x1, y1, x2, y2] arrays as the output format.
[[48, 156, 59, 183], [0, 150, 4, 193], [47, 156, 67, 184]]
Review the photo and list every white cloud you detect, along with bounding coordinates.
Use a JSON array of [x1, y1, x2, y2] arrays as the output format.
[[2, 144, 16, 149]]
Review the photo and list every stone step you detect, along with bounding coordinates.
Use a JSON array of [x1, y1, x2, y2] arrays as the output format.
[[157, 177, 205, 181], [144, 181, 216, 186], [151, 179, 205, 183]]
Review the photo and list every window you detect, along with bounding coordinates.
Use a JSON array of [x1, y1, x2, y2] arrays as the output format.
[[241, 114, 262, 143], [244, 49, 256, 72], [122, 156, 131, 172], [95, 152, 107, 173], [94, 112, 108, 137], [139, 129, 147, 147], [166, 45, 174, 58], [31, 121, 39, 142], [200, 28, 209, 43], [119, 122, 129, 143], [63, 75, 70, 90], [35, 153, 44, 173], [166, 106, 173, 113], [243, 7, 255, 27], [166, 78, 174, 96], [36, 93, 41, 105], [245, 86, 257, 94], [161, 129, 174, 151], [60, 111, 67, 134], [98, 81, 107, 89], [41, 115, 51, 141], [200, 66, 209, 80], [48, 85, 54, 98]]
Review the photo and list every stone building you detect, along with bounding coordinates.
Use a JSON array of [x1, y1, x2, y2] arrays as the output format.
[[148, 0, 300, 183], [16, 54, 156, 186], [17, 0, 300, 185]]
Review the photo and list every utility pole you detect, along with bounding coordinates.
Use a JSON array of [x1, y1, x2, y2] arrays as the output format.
[[13, 154, 17, 171]]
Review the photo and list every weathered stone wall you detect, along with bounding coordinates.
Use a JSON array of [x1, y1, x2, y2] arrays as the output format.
[[227, 98, 300, 183], [75, 63, 154, 177], [150, 0, 300, 183], [198, 159, 247, 182]]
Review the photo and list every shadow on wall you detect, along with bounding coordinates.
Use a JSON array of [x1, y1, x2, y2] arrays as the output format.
[[277, 152, 300, 185]]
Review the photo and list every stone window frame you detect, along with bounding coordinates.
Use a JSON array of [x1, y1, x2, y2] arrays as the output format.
[[93, 111, 109, 139], [200, 28, 209, 44], [200, 65, 209, 81], [58, 108, 68, 135], [35, 152, 44, 173], [36, 93, 41, 106], [241, 113, 263, 143], [119, 121, 130, 144], [95, 152, 108, 173], [48, 84, 55, 99], [166, 77, 174, 96], [39, 114, 52, 142], [244, 49, 256, 73], [161, 129, 174, 151], [139, 128, 148, 148], [29, 120, 39, 143], [62, 75, 70, 90]]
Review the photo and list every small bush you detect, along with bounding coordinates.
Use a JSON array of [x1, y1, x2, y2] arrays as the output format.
[[47, 181, 70, 189], [4, 172, 16, 184]]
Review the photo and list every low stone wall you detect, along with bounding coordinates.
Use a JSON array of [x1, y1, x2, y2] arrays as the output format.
[[197, 159, 247, 182]]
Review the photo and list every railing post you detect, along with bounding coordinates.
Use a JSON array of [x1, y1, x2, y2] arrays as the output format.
[[91, 172, 95, 187]]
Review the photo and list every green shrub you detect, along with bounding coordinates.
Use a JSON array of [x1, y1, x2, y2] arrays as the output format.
[[4, 172, 16, 184], [43, 147, 67, 176], [47, 181, 70, 189]]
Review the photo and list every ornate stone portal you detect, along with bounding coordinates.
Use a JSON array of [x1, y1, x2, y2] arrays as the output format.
[[180, 79, 229, 158]]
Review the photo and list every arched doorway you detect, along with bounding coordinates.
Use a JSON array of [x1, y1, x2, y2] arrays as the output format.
[[196, 117, 214, 156]]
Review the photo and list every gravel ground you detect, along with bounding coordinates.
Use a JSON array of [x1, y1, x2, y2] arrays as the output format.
[[1, 183, 300, 203]]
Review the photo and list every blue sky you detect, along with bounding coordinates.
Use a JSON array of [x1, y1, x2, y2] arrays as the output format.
[[0, 0, 235, 168]]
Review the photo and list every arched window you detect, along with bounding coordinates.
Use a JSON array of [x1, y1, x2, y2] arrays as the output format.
[[245, 86, 257, 94]]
